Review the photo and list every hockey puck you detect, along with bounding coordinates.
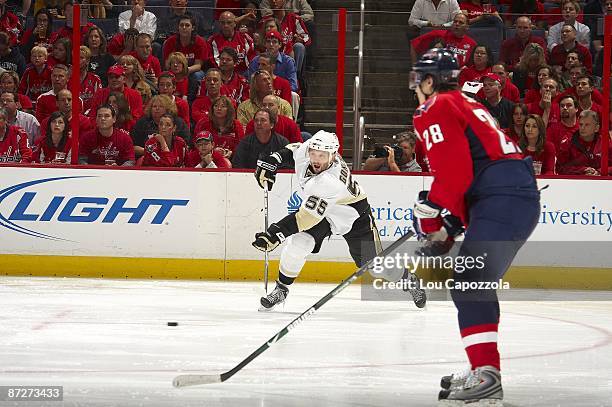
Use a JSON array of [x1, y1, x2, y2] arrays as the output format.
[[167, 322, 178, 326]]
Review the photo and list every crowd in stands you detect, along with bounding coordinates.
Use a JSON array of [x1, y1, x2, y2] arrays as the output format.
[[406, 0, 612, 176], [0, 0, 610, 176], [0, 0, 314, 169]]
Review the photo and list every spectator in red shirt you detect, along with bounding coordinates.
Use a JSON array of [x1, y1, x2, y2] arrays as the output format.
[[79, 104, 135, 166], [460, 0, 503, 33], [158, 71, 190, 126], [490, 63, 519, 103], [33, 110, 73, 164], [106, 91, 136, 132], [141, 112, 187, 167], [574, 74, 602, 120], [88, 64, 144, 121], [245, 94, 302, 143], [165, 51, 191, 99], [549, 24, 592, 73], [519, 113, 556, 174], [547, 94, 579, 151], [458, 44, 493, 86], [35, 63, 69, 122], [107, 28, 138, 59], [79, 46, 102, 114], [0, 106, 32, 163], [133, 33, 161, 87], [192, 68, 225, 125], [163, 15, 210, 82], [557, 64, 604, 105], [257, 52, 292, 104], [219, 46, 250, 104], [268, 0, 311, 75], [194, 95, 244, 158], [511, 42, 547, 97], [49, 1, 95, 44], [479, 72, 515, 129], [524, 65, 559, 104], [0, 70, 32, 113], [0, 0, 22, 46], [47, 37, 70, 67], [208, 11, 256, 73], [528, 78, 561, 127], [39, 89, 94, 141], [185, 130, 233, 168], [18, 46, 52, 102], [557, 110, 612, 175], [504, 102, 528, 142], [499, 16, 547, 71], [410, 11, 477, 67]]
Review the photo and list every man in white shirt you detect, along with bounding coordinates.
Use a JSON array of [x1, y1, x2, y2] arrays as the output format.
[[1, 90, 39, 144], [547, 0, 590, 50], [118, 0, 157, 39], [408, 0, 460, 28]]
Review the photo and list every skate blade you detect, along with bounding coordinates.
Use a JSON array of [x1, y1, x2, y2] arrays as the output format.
[[438, 399, 503, 407], [258, 300, 285, 312]]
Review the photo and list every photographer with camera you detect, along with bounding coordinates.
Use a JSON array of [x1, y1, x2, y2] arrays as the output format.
[[363, 131, 422, 172]]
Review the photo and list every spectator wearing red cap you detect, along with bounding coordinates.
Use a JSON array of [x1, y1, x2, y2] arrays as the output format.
[[248, 30, 298, 92], [476, 63, 520, 103], [185, 130, 232, 168], [208, 11, 256, 74], [87, 64, 144, 121], [478, 73, 515, 129], [141, 112, 187, 167]]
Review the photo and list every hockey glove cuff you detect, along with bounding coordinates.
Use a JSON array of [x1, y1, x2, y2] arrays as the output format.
[[255, 152, 283, 190], [252, 223, 286, 252]]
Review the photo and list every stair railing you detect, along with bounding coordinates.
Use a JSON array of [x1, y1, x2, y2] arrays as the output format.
[[352, 0, 365, 170]]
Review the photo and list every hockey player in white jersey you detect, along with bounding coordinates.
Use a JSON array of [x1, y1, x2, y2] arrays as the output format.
[[252, 130, 426, 310]]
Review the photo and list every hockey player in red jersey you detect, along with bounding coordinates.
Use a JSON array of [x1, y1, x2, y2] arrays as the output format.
[[410, 49, 540, 406]]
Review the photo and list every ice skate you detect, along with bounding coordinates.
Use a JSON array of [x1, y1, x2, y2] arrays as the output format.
[[259, 280, 289, 311], [438, 365, 503, 407], [440, 367, 471, 390], [402, 269, 427, 308]]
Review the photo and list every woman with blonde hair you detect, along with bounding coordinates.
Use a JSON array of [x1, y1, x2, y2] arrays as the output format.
[[194, 95, 244, 158], [118, 54, 148, 90], [511, 43, 547, 97], [131, 94, 190, 157], [135, 80, 153, 109], [165, 51, 190, 99], [518, 113, 556, 174]]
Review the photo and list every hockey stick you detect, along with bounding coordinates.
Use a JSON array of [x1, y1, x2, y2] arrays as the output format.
[[172, 230, 415, 388], [263, 187, 270, 293]]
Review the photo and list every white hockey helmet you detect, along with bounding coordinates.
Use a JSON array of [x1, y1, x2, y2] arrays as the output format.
[[309, 130, 339, 154]]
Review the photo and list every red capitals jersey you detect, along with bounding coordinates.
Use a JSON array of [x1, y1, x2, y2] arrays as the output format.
[[33, 136, 73, 163], [79, 128, 135, 165], [0, 125, 32, 163], [222, 72, 250, 104], [273, 76, 293, 104], [88, 87, 144, 121], [193, 119, 245, 152], [18, 65, 53, 101], [142, 136, 187, 167], [162, 35, 210, 68], [80, 72, 102, 114], [0, 11, 22, 46], [191, 96, 213, 125], [279, 13, 311, 47], [208, 31, 256, 73], [130, 52, 162, 78], [411, 30, 477, 67], [412, 90, 522, 224]]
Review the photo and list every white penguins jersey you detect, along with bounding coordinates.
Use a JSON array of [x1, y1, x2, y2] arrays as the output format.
[[288, 141, 368, 235]]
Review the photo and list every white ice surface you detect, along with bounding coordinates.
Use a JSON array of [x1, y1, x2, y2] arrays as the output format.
[[1, 277, 611, 407]]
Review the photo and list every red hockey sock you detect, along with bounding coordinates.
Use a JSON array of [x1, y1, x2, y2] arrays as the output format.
[[460, 323, 500, 370]]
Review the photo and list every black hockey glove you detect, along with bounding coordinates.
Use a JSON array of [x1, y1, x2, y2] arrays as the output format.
[[413, 191, 464, 257], [255, 152, 283, 190], [252, 223, 286, 252]]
